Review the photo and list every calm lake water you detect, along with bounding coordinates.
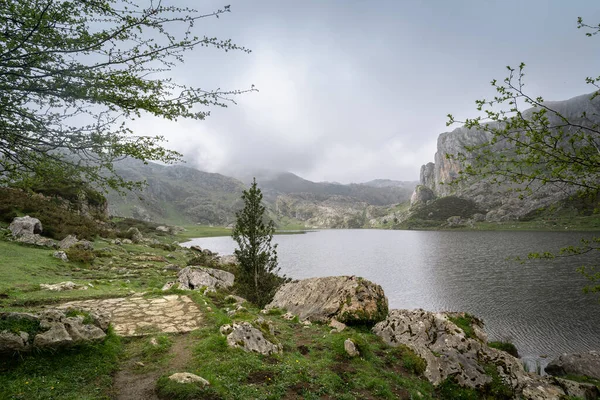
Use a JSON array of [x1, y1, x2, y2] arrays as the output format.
[[184, 229, 600, 367]]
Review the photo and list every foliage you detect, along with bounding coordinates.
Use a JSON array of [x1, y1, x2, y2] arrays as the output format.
[[65, 245, 96, 264], [487, 341, 519, 358], [0, 187, 102, 240], [446, 18, 600, 298], [0, 1, 253, 191], [232, 178, 285, 308]]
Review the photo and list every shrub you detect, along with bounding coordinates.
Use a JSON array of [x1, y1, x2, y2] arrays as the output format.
[[66, 245, 96, 264]]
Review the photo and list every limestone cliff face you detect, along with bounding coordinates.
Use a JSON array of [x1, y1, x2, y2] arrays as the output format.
[[413, 92, 600, 221]]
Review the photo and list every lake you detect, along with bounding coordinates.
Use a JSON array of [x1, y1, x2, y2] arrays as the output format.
[[183, 229, 600, 369]]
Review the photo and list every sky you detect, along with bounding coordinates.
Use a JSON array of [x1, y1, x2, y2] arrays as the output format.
[[131, 0, 600, 184]]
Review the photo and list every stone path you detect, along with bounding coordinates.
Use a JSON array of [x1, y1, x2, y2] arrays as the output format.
[[57, 294, 202, 336]]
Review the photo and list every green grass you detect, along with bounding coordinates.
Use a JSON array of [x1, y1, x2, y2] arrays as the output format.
[[0, 238, 195, 309], [0, 329, 122, 400], [154, 294, 436, 400], [488, 341, 519, 358], [447, 314, 477, 340]]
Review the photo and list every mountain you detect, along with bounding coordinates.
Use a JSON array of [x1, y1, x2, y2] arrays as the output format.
[[405, 92, 600, 225], [106, 162, 417, 228], [106, 158, 246, 225]]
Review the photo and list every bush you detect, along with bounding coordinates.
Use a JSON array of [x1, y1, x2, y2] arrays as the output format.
[[0, 188, 102, 240], [66, 245, 96, 264]]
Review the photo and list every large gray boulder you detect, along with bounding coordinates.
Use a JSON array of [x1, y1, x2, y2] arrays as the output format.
[[373, 309, 568, 399], [9, 216, 42, 237], [174, 266, 234, 291], [224, 322, 282, 355], [266, 276, 388, 325], [545, 351, 600, 380]]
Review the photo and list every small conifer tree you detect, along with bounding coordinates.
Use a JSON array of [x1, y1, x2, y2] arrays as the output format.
[[232, 178, 284, 307]]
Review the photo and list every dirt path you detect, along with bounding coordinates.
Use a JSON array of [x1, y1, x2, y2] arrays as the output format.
[[112, 333, 196, 400]]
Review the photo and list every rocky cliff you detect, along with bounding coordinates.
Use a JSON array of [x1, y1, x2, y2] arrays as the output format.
[[414, 92, 600, 221]]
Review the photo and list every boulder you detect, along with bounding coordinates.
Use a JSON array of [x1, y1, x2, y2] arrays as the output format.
[[225, 322, 282, 355], [175, 266, 235, 291], [344, 339, 360, 357], [58, 234, 79, 249], [329, 319, 347, 333], [156, 225, 170, 233], [16, 233, 57, 248], [33, 322, 73, 348], [0, 331, 30, 352], [53, 251, 68, 261], [266, 276, 388, 325], [545, 351, 600, 380], [410, 185, 436, 206], [373, 309, 568, 398], [168, 372, 209, 386], [9, 216, 42, 237]]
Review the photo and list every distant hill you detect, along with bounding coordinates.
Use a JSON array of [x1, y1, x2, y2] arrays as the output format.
[[106, 162, 417, 228], [106, 159, 246, 226]]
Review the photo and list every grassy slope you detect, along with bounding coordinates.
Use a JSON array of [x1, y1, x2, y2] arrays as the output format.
[[0, 235, 440, 400]]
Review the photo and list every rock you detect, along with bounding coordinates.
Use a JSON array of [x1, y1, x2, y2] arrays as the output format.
[[329, 319, 347, 333], [63, 317, 106, 342], [127, 227, 143, 244], [545, 351, 600, 380], [77, 240, 94, 251], [373, 309, 566, 397], [168, 372, 209, 386], [33, 322, 73, 348], [344, 339, 360, 357], [58, 234, 79, 249], [16, 233, 57, 248], [0, 331, 30, 352], [0, 309, 109, 353], [219, 254, 238, 265], [410, 185, 436, 206], [53, 251, 68, 261], [282, 312, 295, 320], [553, 377, 600, 399], [40, 281, 83, 291], [9, 216, 42, 237], [226, 322, 282, 355], [161, 281, 176, 291], [266, 276, 388, 325], [122, 239, 133, 245], [156, 225, 170, 233], [175, 266, 235, 291], [219, 324, 233, 335], [302, 320, 312, 326]]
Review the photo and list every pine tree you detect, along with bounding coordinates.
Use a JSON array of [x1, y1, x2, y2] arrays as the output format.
[[232, 178, 284, 307]]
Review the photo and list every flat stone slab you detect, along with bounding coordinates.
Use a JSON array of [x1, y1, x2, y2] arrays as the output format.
[[56, 294, 202, 336]]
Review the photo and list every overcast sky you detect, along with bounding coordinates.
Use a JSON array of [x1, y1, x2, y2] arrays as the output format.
[[131, 0, 600, 184]]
